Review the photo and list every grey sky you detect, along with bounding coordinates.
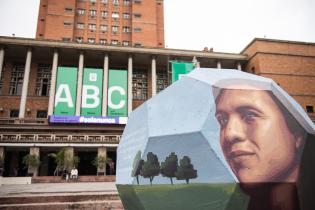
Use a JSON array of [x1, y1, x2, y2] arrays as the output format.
[[0, 0, 314, 53]]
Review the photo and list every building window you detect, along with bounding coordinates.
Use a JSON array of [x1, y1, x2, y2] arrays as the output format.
[[132, 70, 148, 100], [157, 71, 168, 93], [101, 11, 108, 18], [101, 0, 108, 4], [9, 65, 24, 95], [88, 24, 96, 31], [111, 40, 118, 45], [112, 25, 119, 33], [134, 0, 141, 4], [90, 0, 96, 4], [100, 25, 108, 32], [90, 10, 97, 17], [100, 39, 107, 45], [37, 110, 47, 118], [306, 105, 314, 113], [65, 7, 73, 12], [112, 12, 119, 18], [123, 26, 130, 33], [123, 13, 130, 19], [76, 37, 83, 43], [62, 37, 71, 42], [123, 0, 130, 5], [112, 0, 119, 6], [88, 38, 95, 43], [134, 28, 141, 32], [64, 21, 72, 27], [77, 9, 85, 15], [77, 23, 84, 29], [35, 64, 51, 96], [133, 13, 141, 18], [10, 110, 19, 118], [134, 42, 142, 47], [122, 41, 129, 46]]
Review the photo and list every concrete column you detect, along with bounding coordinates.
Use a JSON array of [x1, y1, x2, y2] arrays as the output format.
[[0, 48, 5, 80], [0, 147, 4, 164], [97, 147, 107, 175], [65, 147, 74, 172], [102, 54, 109, 116], [237, 62, 242, 71], [19, 48, 32, 118], [128, 55, 133, 115], [151, 56, 157, 97], [76, 52, 84, 116], [48, 50, 59, 116], [29, 147, 40, 176], [216, 60, 222, 69]]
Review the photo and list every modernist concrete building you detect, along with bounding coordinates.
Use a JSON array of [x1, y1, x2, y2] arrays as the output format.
[[36, 0, 164, 48], [0, 36, 247, 177]]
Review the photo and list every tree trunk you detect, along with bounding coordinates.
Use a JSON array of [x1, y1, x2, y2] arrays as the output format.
[[136, 175, 139, 185], [170, 177, 173, 185], [186, 179, 189, 184]]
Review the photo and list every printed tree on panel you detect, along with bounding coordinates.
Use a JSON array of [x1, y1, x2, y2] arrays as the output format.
[[161, 152, 178, 185], [131, 151, 144, 185], [140, 152, 160, 185], [175, 156, 197, 184]]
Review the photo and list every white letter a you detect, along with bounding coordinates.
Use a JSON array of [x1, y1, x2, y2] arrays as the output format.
[[55, 84, 74, 107]]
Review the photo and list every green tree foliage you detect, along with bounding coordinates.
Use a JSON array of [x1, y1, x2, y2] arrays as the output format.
[[22, 154, 41, 176], [131, 151, 144, 185], [161, 152, 178, 185], [49, 148, 80, 175], [91, 155, 111, 175], [175, 156, 197, 184], [140, 152, 160, 185]]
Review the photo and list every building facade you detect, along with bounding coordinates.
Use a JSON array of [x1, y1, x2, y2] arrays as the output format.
[[36, 0, 164, 48], [242, 38, 315, 122], [0, 36, 246, 177]]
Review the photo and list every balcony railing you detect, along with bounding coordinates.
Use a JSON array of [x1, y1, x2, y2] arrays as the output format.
[[0, 118, 48, 125]]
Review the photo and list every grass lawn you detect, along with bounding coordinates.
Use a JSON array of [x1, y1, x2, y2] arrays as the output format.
[[117, 183, 249, 210]]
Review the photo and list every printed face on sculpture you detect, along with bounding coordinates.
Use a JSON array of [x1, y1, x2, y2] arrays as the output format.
[[215, 89, 302, 183]]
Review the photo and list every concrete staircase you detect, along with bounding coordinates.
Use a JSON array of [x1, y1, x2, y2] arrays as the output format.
[[0, 192, 124, 210]]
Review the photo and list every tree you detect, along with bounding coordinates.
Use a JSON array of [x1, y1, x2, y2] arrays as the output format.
[[92, 155, 111, 176], [140, 152, 160, 185], [161, 152, 178, 185], [22, 154, 41, 177], [175, 156, 197, 184], [49, 148, 80, 176], [131, 151, 144, 185]]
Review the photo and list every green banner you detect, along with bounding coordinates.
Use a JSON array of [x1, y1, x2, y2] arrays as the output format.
[[54, 67, 78, 116], [81, 68, 103, 116], [107, 69, 128, 116], [171, 62, 195, 83]]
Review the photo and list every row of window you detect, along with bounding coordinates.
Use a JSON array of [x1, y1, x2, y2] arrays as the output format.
[[9, 109, 47, 118], [76, 23, 140, 33], [88, 0, 131, 6], [77, 10, 141, 19], [81, 0, 140, 6], [77, 37, 129, 46]]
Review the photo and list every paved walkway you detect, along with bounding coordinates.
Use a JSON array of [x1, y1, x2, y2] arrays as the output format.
[[0, 182, 118, 197]]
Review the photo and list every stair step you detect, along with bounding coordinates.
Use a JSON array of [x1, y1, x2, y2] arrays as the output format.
[[0, 193, 120, 205], [0, 200, 124, 210]]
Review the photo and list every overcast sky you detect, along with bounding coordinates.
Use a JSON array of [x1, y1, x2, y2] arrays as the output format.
[[0, 0, 314, 53]]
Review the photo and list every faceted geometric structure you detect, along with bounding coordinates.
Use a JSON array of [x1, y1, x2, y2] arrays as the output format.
[[116, 68, 315, 210]]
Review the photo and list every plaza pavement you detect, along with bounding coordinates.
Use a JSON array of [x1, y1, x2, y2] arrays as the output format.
[[0, 182, 118, 197]]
